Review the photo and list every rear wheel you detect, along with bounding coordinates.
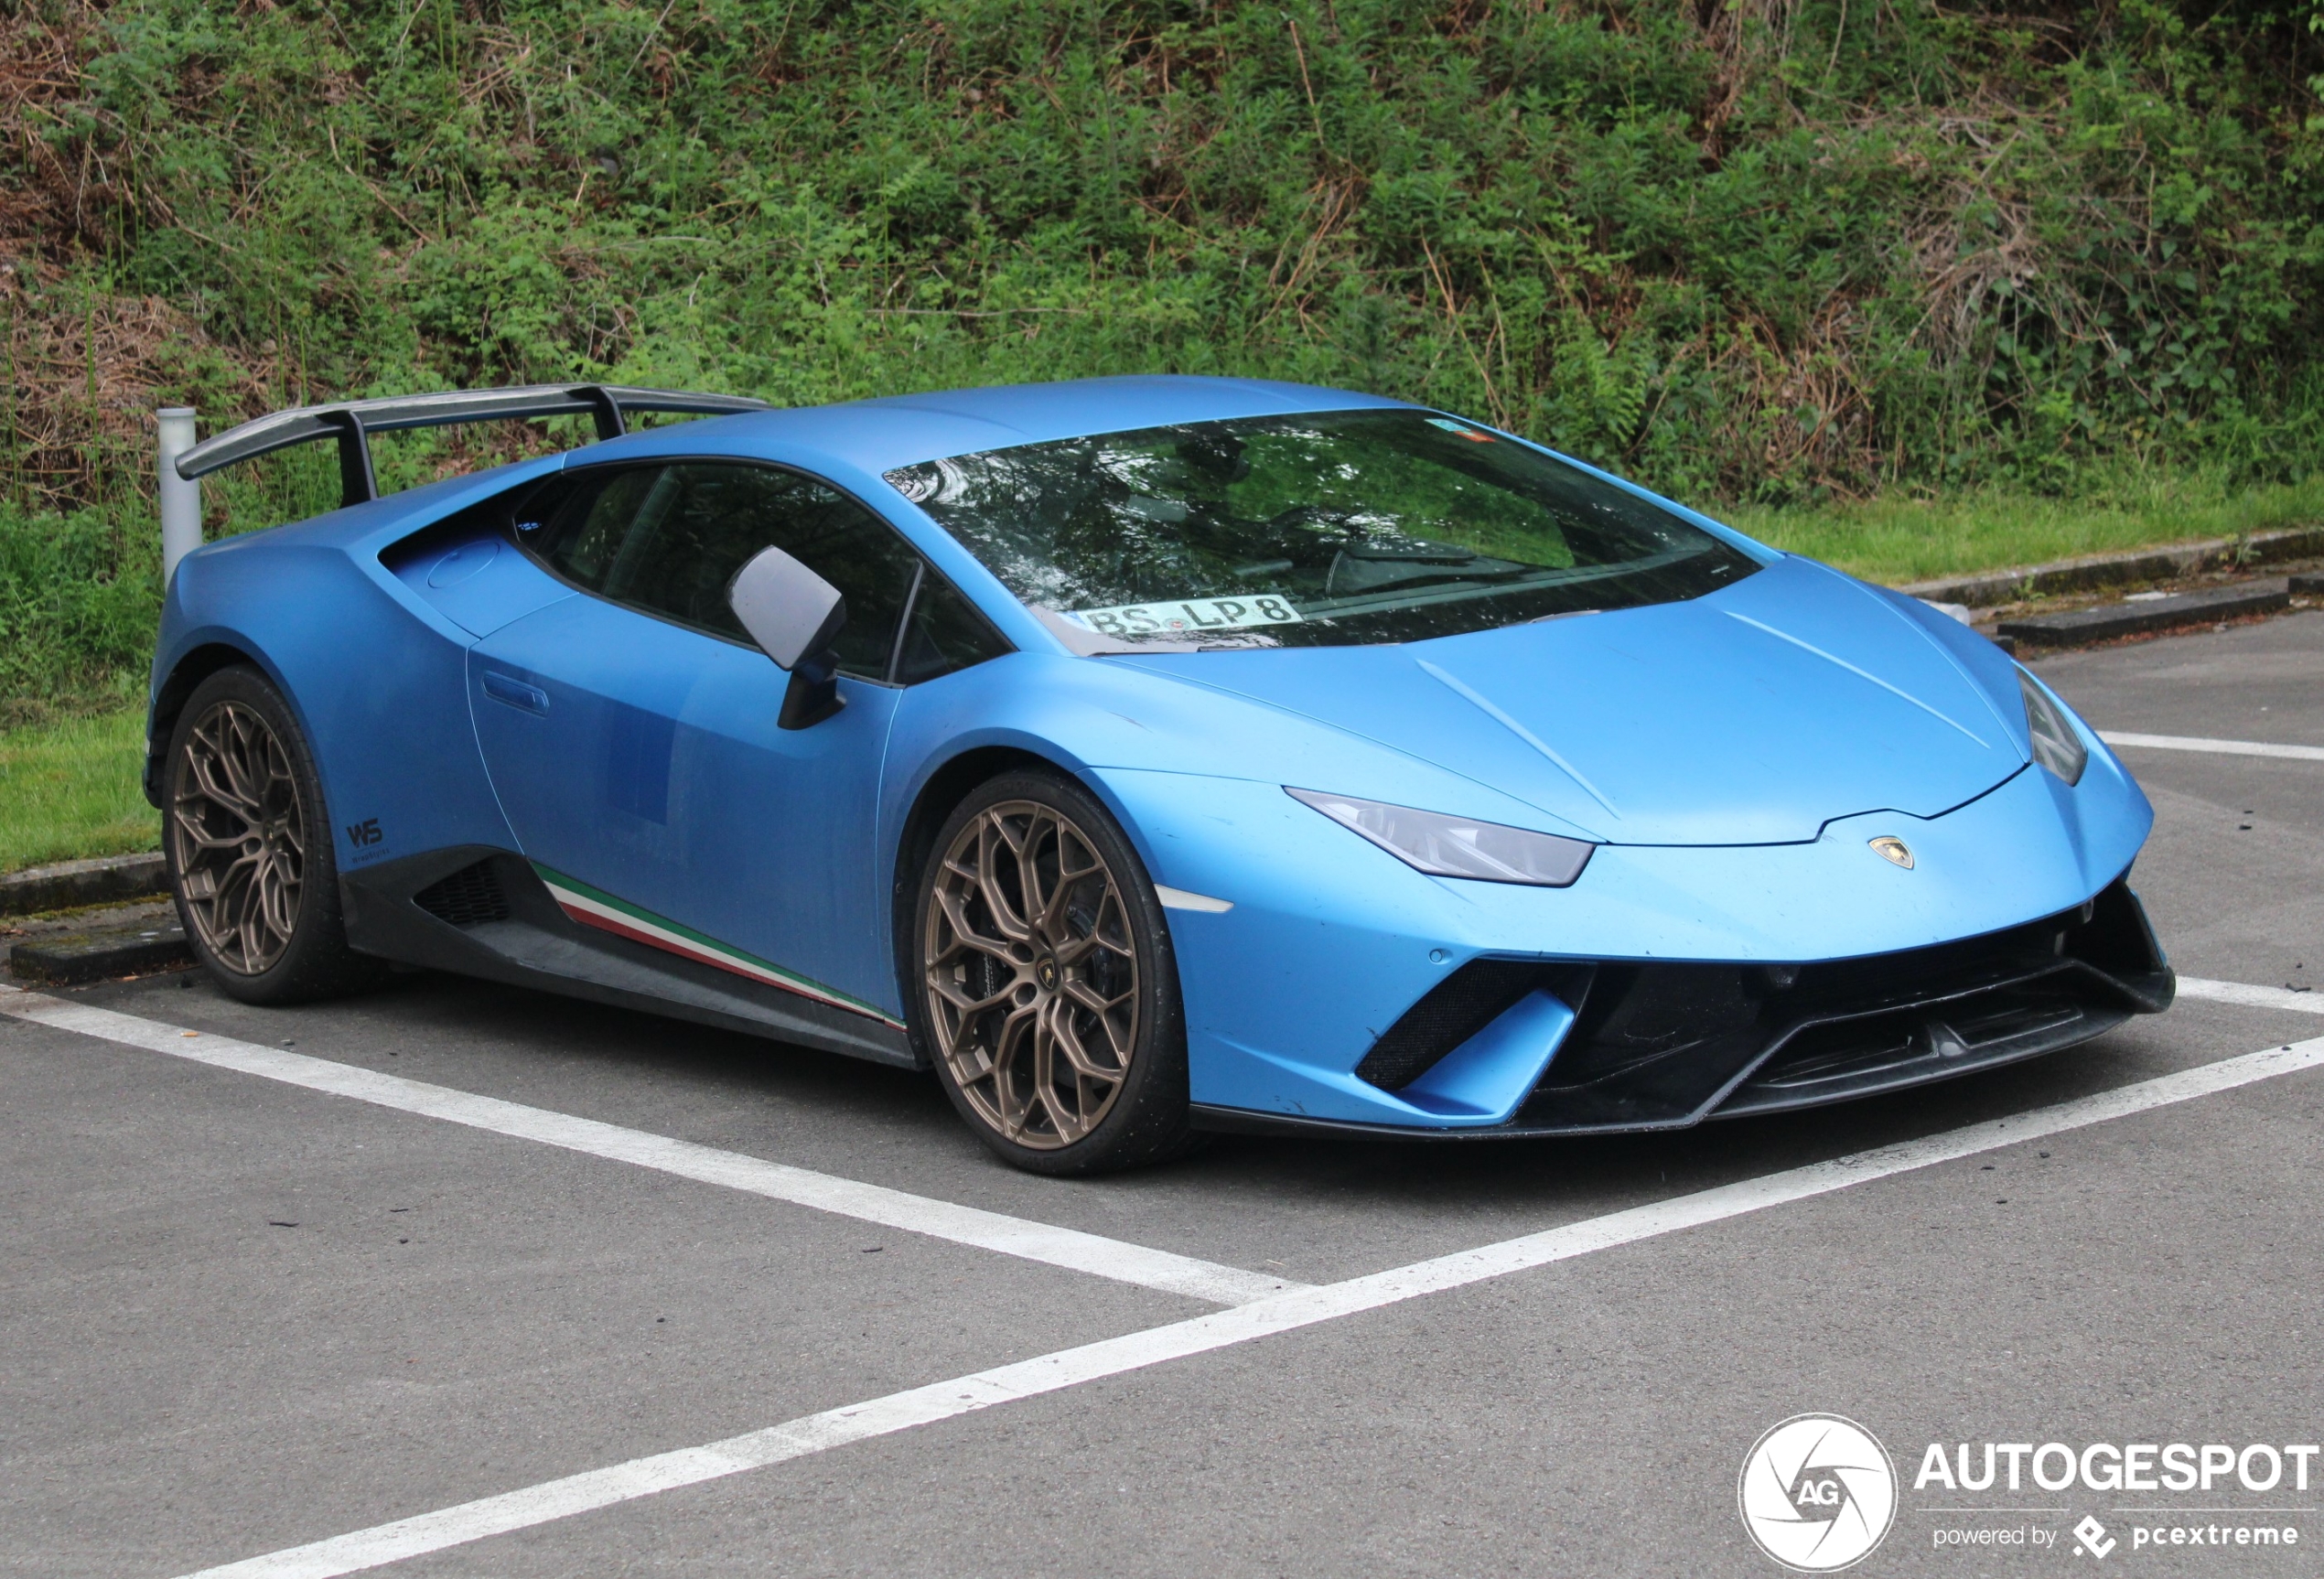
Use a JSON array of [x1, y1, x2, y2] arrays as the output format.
[[912, 770, 1193, 1175], [165, 666, 382, 1004]]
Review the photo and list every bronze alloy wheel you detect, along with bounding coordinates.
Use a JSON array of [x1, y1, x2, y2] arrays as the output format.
[[169, 698, 307, 975], [922, 800, 1142, 1149]]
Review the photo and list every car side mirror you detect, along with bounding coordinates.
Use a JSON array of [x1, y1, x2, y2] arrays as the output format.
[[726, 545, 847, 729]]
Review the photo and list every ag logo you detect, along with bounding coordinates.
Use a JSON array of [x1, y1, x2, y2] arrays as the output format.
[[1738, 1413, 1898, 1572]]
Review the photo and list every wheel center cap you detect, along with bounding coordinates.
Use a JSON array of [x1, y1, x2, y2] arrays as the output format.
[[1034, 954, 1060, 992]]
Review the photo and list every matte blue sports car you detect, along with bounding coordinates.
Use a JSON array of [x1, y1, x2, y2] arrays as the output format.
[[152, 376, 2171, 1173]]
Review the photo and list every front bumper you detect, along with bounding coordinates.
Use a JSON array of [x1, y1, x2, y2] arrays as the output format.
[[1097, 737, 2159, 1133], [1190, 875, 2171, 1140]]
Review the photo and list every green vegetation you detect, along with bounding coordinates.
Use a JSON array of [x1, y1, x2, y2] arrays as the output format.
[[0, 705, 155, 872], [0, 506, 157, 725], [1, 0, 2319, 736], [1737, 471, 2324, 586]]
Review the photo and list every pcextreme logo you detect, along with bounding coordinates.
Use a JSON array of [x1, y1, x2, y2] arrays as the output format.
[[1739, 1413, 1899, 1572]]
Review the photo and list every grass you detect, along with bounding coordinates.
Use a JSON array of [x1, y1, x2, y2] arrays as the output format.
[[0, 706, 156, 873], [1729, 473, 2324, 585], [4, 470, 2317, 874]]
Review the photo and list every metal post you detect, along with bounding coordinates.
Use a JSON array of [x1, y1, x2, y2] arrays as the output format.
[[157, 406, 200, 583]]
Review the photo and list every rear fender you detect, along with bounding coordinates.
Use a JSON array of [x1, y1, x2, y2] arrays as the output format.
[[153, 537, 517, 878]]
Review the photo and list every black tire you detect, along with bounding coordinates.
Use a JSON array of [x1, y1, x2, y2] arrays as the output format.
[[163, 665, 384, 1004], [909, 768, 1195, 1176]]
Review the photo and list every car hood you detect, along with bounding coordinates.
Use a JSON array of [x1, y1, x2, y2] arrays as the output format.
[[1114, 556, 2029, 846]]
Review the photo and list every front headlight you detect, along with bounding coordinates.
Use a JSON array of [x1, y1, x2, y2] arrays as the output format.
[[1286, 788, 1595, 886], [2017, 668, 2088, 786]]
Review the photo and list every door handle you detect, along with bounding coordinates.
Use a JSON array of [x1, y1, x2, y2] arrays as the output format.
[[480, 671, 549, 714]]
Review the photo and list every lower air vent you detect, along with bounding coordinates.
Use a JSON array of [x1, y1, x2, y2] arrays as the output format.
[[1536, 963, 1765, 1090], [413, 859, 512, 928], [1356, 960, 1575, 1091]]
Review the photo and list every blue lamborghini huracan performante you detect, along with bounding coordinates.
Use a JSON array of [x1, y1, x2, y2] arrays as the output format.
[[151, 376, 2172, 1173]]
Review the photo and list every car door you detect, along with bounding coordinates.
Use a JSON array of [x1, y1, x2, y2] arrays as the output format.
[[468, 460, 933, 1016]]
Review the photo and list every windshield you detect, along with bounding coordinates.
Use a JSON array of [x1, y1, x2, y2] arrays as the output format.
[[885, 409, 1759, 649]]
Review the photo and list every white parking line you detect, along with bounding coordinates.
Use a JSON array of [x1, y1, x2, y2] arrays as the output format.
[[2100, 731, 2324, 762], [2179, 977, 2324, 1015], [0, 986, 1296, 1307], [174, 1030, 2324, 1579]]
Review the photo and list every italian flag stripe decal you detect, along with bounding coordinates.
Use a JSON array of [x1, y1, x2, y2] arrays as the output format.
[[531, 864, 904, 1028]]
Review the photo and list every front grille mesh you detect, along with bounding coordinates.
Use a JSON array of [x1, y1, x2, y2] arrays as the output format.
[[1750, 985, 2089, 1090], [413, 859, 512, 928], [1537, 963, 1763, 1090]]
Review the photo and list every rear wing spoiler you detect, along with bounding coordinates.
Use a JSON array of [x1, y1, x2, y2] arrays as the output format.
[[172, 383, 772, 510]]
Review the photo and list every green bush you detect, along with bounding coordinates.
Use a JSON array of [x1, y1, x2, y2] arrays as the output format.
[[0, 0, 2318, 717], [0, 503, 156, 725]]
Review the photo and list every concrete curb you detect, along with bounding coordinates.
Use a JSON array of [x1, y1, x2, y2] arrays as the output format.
[[1897, 524, 2324, 608], [0, 853, 167, 917], [7, 917, 192, 984], [1996, 580, 2291, 648]]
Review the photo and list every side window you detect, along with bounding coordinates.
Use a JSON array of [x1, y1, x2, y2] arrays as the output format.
[[896, 574, 1011, 684], [533, 468, 673, 595], [540, 463, 922, 680]]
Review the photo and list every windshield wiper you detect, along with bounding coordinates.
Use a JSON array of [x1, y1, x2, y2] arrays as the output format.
[[1324, 549, 1527, 598], [1302, 544, 1707, 618], [1337, 539, 1478, 564]]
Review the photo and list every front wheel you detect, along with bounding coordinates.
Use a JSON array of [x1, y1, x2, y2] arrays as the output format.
[[911, 770, 1194, 1175]]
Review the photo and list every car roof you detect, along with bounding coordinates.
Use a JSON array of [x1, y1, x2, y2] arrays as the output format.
[[608, 374, 1416, 476]]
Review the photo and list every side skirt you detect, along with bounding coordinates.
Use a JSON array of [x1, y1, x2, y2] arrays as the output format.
[[340, 846, 920, 1069], [530, 864, 902, 1026]]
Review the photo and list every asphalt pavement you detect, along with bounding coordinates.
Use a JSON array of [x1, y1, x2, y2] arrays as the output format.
[[5, 611, 2321, 1578]]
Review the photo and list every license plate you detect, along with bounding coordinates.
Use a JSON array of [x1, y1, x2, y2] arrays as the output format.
[[1064, 596, 1305, 638]]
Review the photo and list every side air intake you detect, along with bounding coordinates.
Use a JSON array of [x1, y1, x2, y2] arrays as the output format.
[[1356, 960, 1588, 1090], [413, 860, 513, 929]]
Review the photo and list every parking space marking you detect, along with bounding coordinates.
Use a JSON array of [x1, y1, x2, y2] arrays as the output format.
[[0, 986, 1298, 1307], [2179, 976, 2324, 1015], [2100, 731, 2324, 762], [176, 1030, 2324, 1579]]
